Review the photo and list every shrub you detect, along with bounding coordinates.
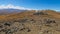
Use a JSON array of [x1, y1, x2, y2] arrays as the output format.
[[44, 19, 56, 24], [5, 29, 13, 34], [33, 11, 48, 15], [4, 22, 11, 26]]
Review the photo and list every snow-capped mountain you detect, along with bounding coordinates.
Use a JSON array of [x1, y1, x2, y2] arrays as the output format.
[[0, 4, 32, 10], [0, 4, 32, 15]]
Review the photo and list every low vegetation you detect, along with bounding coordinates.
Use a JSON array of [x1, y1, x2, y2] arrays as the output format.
[[0, 10, 60, 34]]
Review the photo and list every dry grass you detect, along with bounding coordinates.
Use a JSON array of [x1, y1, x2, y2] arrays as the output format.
[[0, 10, 60, 34]]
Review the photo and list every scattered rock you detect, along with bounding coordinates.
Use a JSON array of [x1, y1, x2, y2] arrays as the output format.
[[4, 22, 11, 26], [27, 28, 31, 32], [5, 29, 13, 34], [44, 19, 56, 24], [20, 28, 25, 31], [33, 11, 48, 15]]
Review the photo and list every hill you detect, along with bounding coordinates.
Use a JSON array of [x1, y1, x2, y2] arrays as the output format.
[[0, 10, 60, 34], [0, 9, 26, 15]]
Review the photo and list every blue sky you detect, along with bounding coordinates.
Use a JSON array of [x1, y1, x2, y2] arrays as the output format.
[[0, 0, 60, 10]]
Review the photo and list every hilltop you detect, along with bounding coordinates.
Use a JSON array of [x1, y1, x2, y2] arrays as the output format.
[[0, 10, 60, 34]]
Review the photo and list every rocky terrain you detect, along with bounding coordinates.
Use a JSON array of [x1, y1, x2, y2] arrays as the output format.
[[0, 10, 60, 34]]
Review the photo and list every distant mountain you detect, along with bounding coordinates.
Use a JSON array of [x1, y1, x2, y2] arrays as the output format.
[[0, 8, 27, 15], [0, 4, 32, 15]]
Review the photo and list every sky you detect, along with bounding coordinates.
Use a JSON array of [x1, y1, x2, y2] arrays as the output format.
[[0, 0, 60, 11]]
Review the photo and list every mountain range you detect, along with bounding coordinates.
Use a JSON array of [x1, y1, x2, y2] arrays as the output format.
[[0, 9, 27, 15]]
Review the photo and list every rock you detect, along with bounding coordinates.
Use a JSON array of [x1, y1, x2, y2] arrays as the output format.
[[33, 11, 48, 15], [4, 22, 11, 26]]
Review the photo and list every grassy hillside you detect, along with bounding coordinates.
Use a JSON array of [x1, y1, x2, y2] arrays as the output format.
[[0, 10, 60, 34]]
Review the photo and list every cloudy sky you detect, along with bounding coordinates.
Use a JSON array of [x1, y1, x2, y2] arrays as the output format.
[[0, 0, 60, 10]]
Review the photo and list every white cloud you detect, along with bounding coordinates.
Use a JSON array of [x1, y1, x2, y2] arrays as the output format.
[[0, 4, 32, 10]]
